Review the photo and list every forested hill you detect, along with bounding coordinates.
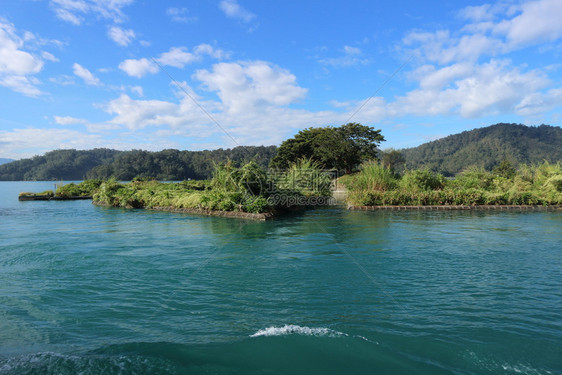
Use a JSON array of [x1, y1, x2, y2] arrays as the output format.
[[0, 149, 123, 181], [0, 146, 277, 181], [401, 123, 562, 176], [0, 158, 14, 165]]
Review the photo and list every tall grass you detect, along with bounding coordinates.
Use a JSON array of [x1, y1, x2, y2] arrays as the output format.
[[341, 161, 397, 192], [346, 161, 562, 206], [275, 157, 332, 196]]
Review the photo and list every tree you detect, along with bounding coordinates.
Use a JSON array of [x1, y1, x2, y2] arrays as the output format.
[[380, 149, 406, 174], [271, 123, 385, 173]]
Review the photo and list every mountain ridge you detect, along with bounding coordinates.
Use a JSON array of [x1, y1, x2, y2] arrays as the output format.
[[401, 123, 561, 176], [1, 123, 560, 180]]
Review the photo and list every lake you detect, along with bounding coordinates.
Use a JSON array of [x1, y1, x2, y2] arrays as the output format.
[[0, 181, 561, 374]]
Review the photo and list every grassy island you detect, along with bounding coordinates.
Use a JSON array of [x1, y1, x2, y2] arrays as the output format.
[[18, 180, 103, 201], [92, 159, 333, 218], [341, 161, 562, 207]]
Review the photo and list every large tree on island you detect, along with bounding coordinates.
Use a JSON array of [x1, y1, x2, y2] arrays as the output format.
[[271, 123, 385, 173]]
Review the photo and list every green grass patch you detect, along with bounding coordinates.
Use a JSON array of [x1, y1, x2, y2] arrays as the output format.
[[345, 161, 562, 206]]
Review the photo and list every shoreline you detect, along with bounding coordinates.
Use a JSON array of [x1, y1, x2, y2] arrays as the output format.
[[92, 201, 275, 221], [18, 195, 92, 201], [348, 205, 562, 211]]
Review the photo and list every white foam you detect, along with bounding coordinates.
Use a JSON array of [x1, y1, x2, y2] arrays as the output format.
[[250, 325, 347, 338]]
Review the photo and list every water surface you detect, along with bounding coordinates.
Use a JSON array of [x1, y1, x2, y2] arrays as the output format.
[[1, 182, 561, 374]]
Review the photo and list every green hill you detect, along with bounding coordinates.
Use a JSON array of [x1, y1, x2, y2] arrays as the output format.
[[401, 123, 562, 176], [0, 146, 277, 181]]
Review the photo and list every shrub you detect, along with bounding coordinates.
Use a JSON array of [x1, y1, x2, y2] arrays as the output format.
[[450, 166, 493, 190], [275, 157, 332, 197], [400, 168, 445, 191], [348, 161, 397, 192]]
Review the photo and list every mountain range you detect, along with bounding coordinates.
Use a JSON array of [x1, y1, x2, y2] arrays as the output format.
[[401, 123, 561, 176], [0, 123, 560, 180]]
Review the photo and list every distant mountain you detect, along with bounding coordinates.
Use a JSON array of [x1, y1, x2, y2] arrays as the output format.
[[0, 149, 123, 181], [401, 123, 562, 176], [0, 158, 14, 165], [0, 146, 278, 181]]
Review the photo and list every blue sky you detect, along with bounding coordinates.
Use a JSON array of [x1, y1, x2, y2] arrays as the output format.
[[1, 0, 561, 159]]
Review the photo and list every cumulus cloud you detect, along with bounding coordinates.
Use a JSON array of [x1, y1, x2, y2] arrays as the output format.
[[515, 88, 562, 116], [157, 47, 198, 68], [50, 0, 134, 25], [495, 0, 562, 48], [194, 61, 308, 114], [118, 58, 158, 78], [119, 44, 228, 78], [0, 76, 43, 97], [73, 63, 101, 85], [107, 26, 135, 46], [361, 60, 551, 120], [105, 94, 179, 130], [389, 0, 562, 122], [405, 0, 562, 65], [219, 0, 255, 23], [0, 19, 45, 96]]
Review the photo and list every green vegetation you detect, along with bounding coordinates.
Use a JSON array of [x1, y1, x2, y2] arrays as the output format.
[[93, 160, 333, 214], [55, 180, 103, 198], [19, 190, 55, 199], [344, 161, 562, 206], [271, 123, 385, 173], [0, 146, 277, 181], [13, 123, 562, 216], [1, 149, 122, 181], [401, 123, 562, 176]]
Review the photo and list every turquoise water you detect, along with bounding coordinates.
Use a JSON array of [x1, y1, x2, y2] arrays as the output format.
[[1, 181, 561, 374]]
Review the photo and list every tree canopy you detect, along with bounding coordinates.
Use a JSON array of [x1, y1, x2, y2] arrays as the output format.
[[401, 123, 562, 176], [270, 123, 385, 173], [0, 146, 277, 181]]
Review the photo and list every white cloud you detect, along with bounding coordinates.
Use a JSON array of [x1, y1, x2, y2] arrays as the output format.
[[107, 26, 135, 46], [97, 60, 337, 147], [219, 0, 256, 23], [389, 0, 562, 123], [0, 128, 103, 159], [515, 88, 562, 116], [0, 126, 182, 159], [119, 45, 228, 78], [41, 51, 59, 62], [319, 45, 369, 67], [157, 47, 198, 68], [50, 0, 134, 25], [386, 60, 550, 119], [105, 94, 178, 130], [54, 116, 88, 125], [118, 58, 158, 78], [458, 4, 496, 22], [73, 63, 101, 85], [495, 0, 562, 48], [194, 44, 229, 60], [0, 76, 43, 97], [406, 0, 562, 65], [194, 61, 308, 114], [166, 7, 197, 23], [0, 19, 45, 96]]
